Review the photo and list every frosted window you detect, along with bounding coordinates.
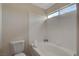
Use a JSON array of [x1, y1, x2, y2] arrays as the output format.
[[60, 4, 76, 15], [48, 12, 59, 18]]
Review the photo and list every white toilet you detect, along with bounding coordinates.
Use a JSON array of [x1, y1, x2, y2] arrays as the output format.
[[10, 40, 26, 56]]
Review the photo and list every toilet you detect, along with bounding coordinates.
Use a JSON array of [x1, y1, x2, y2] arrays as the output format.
[[10, 40, 26, 56]]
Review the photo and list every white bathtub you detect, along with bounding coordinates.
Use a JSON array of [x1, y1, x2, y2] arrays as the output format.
[[32, 42, 75, 56]]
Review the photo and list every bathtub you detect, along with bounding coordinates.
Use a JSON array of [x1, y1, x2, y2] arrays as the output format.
[[32, 42, 75, 56]]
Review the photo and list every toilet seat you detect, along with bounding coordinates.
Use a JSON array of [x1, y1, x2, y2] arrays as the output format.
[[15, 53, 26, 56]]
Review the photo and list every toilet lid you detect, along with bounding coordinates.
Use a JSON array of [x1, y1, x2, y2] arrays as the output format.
[[15, 53, 26, 56]]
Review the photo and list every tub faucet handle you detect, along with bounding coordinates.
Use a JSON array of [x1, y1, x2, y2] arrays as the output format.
[[44, 39, 48, 42]]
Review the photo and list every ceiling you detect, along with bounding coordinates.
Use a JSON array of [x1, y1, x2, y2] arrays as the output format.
[[32, 3, 55, 10]]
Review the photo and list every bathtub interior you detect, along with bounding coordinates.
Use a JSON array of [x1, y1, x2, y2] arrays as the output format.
[[32, 41, 75, 56]]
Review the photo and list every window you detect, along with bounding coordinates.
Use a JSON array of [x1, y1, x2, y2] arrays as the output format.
[[60, 4, 76, 15], [48, 4, 76, 19], [48, 11, 59, 19]]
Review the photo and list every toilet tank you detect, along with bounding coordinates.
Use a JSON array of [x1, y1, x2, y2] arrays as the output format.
[[10, 40, 25, 54]]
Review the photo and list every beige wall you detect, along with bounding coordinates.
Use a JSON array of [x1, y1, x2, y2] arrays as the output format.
[[29, 10, 46, 44], [0, 4, 2, 49], [46, 3, 69, 14], [0, 3, 2, 55], [2, 4, 29, 55], [27, 4, 46, 55], [77, 4, 79, 56], [1, 3, 46, 55], [47, 11, 77, 55]]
